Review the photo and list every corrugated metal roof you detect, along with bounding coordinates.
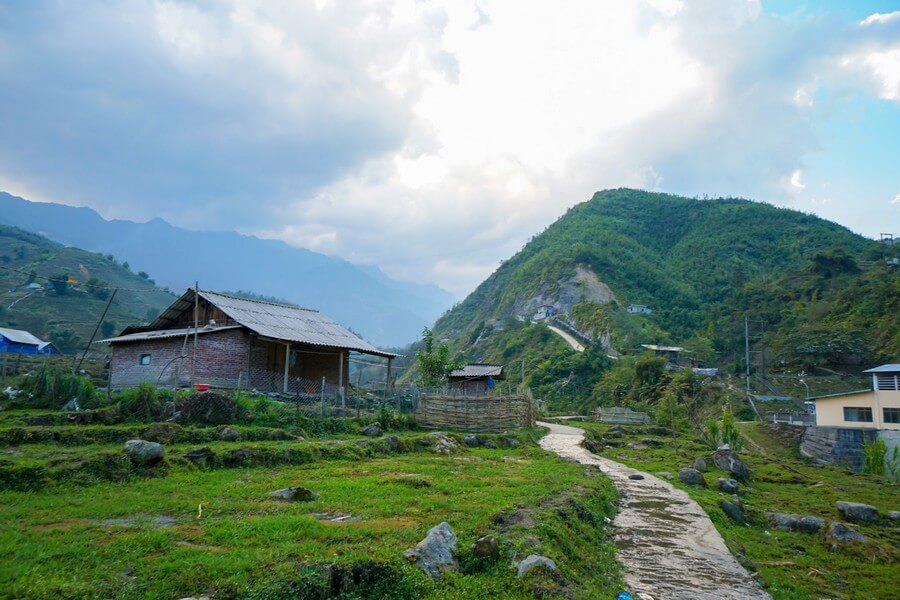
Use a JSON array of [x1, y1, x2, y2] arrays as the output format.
[[450, 364, 504, 379], [0, 327, 45, 346], [641, 344, 685, 352], [97, 325, 242, 344], [863, 364, 900, 373], [105, 289, 396, 358]]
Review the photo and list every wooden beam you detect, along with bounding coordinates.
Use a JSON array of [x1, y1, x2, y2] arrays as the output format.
[[338, 350, 345, 410], [283, 343, 291, 393]]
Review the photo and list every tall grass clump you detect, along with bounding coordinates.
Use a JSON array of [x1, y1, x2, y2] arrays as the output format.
[[862, 437, 898, 480], [118, 383, 166, 422], [703, 405, 743, 451], [27, 365, 97, 409]]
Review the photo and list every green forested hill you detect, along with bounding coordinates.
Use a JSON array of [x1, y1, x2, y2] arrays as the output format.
[[434, 189, 894, 382], [0, 225, 175, 353]]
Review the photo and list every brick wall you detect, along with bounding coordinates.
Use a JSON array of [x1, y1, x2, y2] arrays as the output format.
[[109, 328, 250, 389], [110, 328, 350, 393]]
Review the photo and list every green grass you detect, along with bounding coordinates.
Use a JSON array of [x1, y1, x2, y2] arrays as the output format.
[[0, 413, 622, 599], [568, 419, 899, 600]]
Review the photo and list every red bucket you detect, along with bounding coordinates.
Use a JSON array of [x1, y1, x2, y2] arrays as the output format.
[[193, 383, 210, 392]]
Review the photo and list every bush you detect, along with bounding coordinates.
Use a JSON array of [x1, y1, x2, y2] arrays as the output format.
[[176, 392, 244, 425], [118, 383, 166, 422], [26, 365, 97, 409]]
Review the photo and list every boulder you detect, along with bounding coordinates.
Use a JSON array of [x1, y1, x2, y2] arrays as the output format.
[[176, 392, 239, 425], [608, 425, 623, 434], [657, 471, 673, 480], [218, 427, 241, 442], [640, 438, 665, 447], [361, 423, 383, 437], [692, 457, 709, 473], [888, 511, 900, 521], [628, 473, 645, 481], [269, 486, 317, 502], [768, 513, 800, 532], [678, 468, 707, 487], [720, 499, 745, 524], [797, 516, 825, 533], [183, 447, 214, 468], [404, 522, 458, 580], [429, 432, 458, 455], [711, 449, 751, 481], [825, 522, 868, 548], [471, 535, 499, 561], [381, 436, 402, 452], [124, 439, 164, 467], [516, 554, 558, 578], [717, 478, 739, 494], [463, 434, 480, 447], [836, 501, 880, 524]]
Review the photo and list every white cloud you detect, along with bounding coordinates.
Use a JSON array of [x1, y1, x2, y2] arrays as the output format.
[[1, 1, 898, 296], [892, 193, 900, 204]]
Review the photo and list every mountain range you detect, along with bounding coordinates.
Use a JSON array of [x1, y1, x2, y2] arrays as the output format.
[[0, 192, 453, 347]]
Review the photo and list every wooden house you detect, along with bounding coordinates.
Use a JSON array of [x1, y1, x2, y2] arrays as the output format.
[[448, 364, 505, 396], [98, 289, 396, 394]]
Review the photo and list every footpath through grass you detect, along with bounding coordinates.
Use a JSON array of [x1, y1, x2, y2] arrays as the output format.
[[0, 409, 622, 599], [567, 419, 899, 600]]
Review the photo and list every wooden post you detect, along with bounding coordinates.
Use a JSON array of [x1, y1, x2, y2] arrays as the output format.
[[191, 283, 199, 385], [283, 343, 291, 393], [320, 376, 326, 418], [338, 351, 344, 412]]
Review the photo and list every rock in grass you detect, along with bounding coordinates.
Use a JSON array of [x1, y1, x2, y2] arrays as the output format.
[[657, 471, 673, 480], [429, 432, 458, 455], [836, 501, 880, 523], [711, 449, 751, 481], [768, 513, 800, 531], [797, 516, 825, 533], [692, 457, 709, 472], [640, 438, 665, 447], [463, 434, 480, 447], [361, 423, 383, 437], [404, 522, 458, 580], [678, 468, 706, 487], [516, 554, 558, 578], [825, 522, 868, 548], [628, 473, 645, 480], [720, 499, 745, 524], [888, 510, 900, 521], [717, 478, 739, 494], [269, 486, 317, 502], [124, 439, 164, 466], [218, 427, 241, 442], [471, 535, 500, 561]]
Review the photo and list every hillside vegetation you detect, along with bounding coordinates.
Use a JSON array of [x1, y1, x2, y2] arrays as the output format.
[[0, 225, 174, 353], [431, 189, 895, 412]]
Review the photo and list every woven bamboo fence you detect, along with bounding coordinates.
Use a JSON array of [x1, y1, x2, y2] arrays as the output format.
[[416, 394, 535, 432]]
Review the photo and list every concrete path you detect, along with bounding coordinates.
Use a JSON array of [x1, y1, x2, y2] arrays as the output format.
[[546, 325, 585, 352], [538, 421, 771, 600]]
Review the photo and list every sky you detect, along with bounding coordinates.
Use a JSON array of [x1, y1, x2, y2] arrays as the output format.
[[0, 0, 898, 297]]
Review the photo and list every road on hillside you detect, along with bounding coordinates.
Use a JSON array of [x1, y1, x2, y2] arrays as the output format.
[[538, 421, 771, 600], [546, 324, 585, 352]]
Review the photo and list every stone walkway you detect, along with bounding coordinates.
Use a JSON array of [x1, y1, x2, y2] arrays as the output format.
[[538, 421, 771, 600]]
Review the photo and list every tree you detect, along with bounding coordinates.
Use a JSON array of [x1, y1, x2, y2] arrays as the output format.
[[49, 273, 69, 295], [101, 320, 116, 338], [415, 327, 460, 388], [49, 328, 83, 354], [122, 261, 130, 271]]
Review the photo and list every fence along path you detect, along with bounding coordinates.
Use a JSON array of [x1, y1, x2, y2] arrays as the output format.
[[416, 394, 534, 433]]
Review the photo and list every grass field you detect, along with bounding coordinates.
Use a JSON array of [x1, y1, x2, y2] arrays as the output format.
[[566, 419, 899, 600], [0, 409, 622, 599]]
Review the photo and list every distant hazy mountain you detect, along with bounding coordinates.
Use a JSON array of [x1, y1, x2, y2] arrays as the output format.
[[0, 192, 453, 347]]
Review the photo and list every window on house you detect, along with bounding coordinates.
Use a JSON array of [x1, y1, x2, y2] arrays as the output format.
[[139, 354, 151, 366], [884, 407, 900, 424], [843, 407, 873, 422], [876, 375, 899, 391]]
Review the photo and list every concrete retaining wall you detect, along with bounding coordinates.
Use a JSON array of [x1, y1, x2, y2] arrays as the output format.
[[800, 426, 878, 472]]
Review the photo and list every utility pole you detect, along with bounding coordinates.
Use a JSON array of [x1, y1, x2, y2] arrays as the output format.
[[191, 282, 199, 386], [74, 287, 118, 375], [744, 315, 751, 400]]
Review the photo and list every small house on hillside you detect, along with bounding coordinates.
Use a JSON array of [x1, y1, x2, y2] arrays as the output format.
[[811, 364, 900, 430], [627, 304, 652, 314], [641, 344, 685, 363], [0, 327, 58, 355], [449, 364, 505, 396], [532, 305, 558, 321], [97, 289, 396, 394]]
